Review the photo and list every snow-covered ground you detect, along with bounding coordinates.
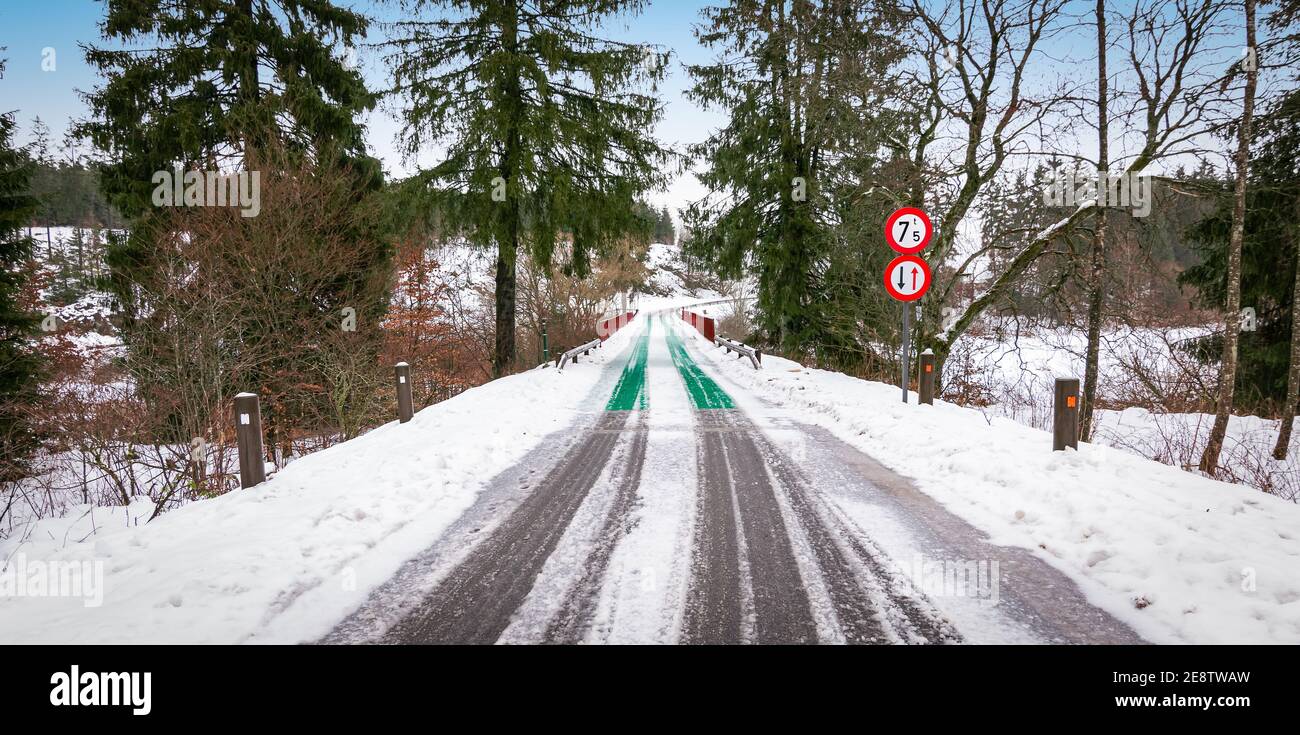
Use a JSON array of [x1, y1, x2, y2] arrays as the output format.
[[635, 243, 750, 328], [641, 241, 734, 303], [0, 324, 640, 644], [6, 228, 1295, 644], [4, 305, 1296, 644], [687, 325, 1300, 644], [948, 322, 1298, 499]]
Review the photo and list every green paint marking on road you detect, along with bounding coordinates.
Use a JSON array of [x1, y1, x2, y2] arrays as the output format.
[[605, 326, 650, 411], [663, 315, 734, 410]]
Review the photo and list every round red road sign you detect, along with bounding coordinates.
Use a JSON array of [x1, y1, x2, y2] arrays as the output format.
[[885, 207, 933, 254], [884, 255, 931, 302]]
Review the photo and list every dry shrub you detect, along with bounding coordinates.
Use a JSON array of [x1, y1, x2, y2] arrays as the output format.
[[518, 239, 648, 365], [381, 234, 477, 407], [126, 149, 391, 465]]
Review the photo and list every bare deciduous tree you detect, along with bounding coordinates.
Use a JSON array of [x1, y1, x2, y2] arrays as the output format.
[[1080, 0, 1111, 442], [1201, 0, 1260, 475], [127, 150, 390, 474], [907, 0, 1230, 395]]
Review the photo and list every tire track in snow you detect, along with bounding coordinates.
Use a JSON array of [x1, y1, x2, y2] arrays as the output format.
[[377, 410, 631, 643], [668, 315, 953, 644], [708, 410, 818, 643], [526, 417, 648, 644], [583, 316, 699, 643], [681, 415, 748, 643], [676, 321, 1136, 643], [751, 425, 959, 644], [373, 321, 655, 644], [667, 318, 817, 643], [809, 427, 1140, 644]]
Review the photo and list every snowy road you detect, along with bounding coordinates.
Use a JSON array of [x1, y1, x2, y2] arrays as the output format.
[[324, 314, 1142, 645]]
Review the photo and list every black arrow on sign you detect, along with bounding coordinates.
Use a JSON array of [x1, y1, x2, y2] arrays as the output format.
[[897, 266, 907, 289]]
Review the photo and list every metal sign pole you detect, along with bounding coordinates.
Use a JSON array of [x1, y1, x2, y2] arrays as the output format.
[[884, 207, 933, 406], [901, 301, 910, 403]]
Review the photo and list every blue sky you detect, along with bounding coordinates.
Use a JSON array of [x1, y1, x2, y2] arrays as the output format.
[[0, 0, 722, 213], [0, 1, 1255, 217]]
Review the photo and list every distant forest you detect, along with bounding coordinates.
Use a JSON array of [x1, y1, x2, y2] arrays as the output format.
[[26, 161, 125, 230], [21, 118, 125, 229]]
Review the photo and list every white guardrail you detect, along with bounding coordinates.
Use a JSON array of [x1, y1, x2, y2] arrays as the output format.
[[714, 336, 762, 370], [557, 338, 602, 370]]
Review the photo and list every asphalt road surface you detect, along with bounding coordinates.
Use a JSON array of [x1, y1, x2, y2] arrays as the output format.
[[324, 314, 1141, 645]]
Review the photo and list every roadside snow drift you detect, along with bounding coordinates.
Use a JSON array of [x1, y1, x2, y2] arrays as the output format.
[[0, 326, 637, 644]]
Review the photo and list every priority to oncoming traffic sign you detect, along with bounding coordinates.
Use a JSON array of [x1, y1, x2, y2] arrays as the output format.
[[883, 254, 931, 302]]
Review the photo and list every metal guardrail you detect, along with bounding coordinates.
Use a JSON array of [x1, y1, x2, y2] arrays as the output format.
[[677, 295, 751, 311], [557, 338, 602, 370], [714, 336, 762, 370]]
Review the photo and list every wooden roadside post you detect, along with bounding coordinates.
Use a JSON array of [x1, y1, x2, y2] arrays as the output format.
[[919, 349, 935, 405], [1053, 377, 1081, 451], [234, 392, 266, 488], [395, 362, 414, 424]]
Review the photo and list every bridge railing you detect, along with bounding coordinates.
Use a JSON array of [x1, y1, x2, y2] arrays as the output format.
[[679, 308, 716, 342], [231, 336, 1082, 490], [714, 336, 762, 370], [596, 310, 637, 341], [556, 338, 602, 371]]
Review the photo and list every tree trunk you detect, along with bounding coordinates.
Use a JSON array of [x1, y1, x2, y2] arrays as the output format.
[[1273, 199, 1300, 459], [237, 0, 259, 105], [492, 1, 522, 379], [493, 235, 517, 378], [1200, 0, 1257, 475], [1080, 0, 1109, 442]]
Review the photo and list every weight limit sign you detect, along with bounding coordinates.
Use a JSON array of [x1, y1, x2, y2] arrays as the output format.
[[884, 254, 931, 302], [885, 206, 933, 255]]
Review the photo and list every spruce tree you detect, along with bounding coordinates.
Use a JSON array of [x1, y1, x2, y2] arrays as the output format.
[[1181, 89, 1300, 415], [78, 0, 383, 318], [385, 0, 673, 377], [78, 1, 392, 456], [654, 205, 675, 244], [683, 0, 905, 359], [0, 58, 44, 483]]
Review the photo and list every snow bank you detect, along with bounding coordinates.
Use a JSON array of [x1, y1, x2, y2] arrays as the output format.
[[686, 328, 1300, 644], [0, 326, 638, 644], [1092, 408, 1298, 501], [948, 323, 1296, 497]]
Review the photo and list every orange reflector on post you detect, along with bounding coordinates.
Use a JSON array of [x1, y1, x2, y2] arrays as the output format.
[[1066, 395, 1077, 408], [924, 364, 932, 373]]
